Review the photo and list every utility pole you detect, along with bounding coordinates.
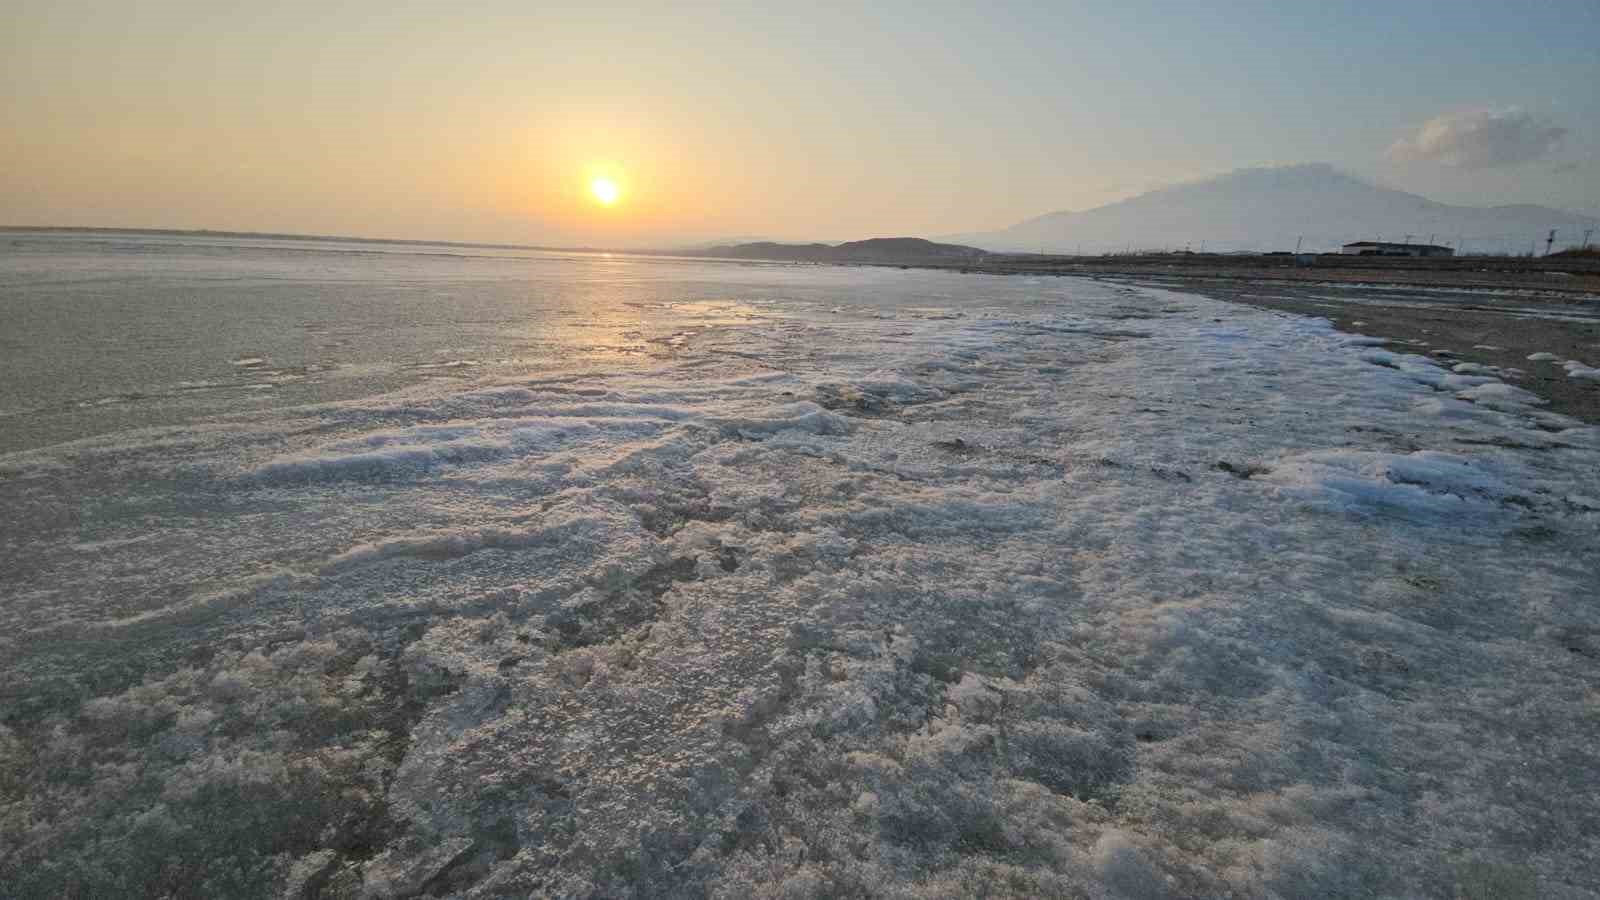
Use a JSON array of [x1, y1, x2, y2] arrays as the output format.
[[1583, 228, 1595, 250], [1427, 233, 1436, 245], [1295, 235, 1303, 253], [1546, 229, 1557, 257]]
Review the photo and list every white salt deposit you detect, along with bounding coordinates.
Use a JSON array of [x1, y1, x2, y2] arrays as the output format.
[[2, 275, 1597, 898]]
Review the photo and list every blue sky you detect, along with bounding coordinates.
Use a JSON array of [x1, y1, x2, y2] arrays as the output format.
[[3, 1, 1596, 243]]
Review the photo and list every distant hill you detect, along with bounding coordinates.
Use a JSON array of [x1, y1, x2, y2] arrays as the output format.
[[689, 237, 987, 263], [946, 164, 1600, 255]]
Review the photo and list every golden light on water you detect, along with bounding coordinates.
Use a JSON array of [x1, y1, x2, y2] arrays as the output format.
[[590, 177, 620, 206]]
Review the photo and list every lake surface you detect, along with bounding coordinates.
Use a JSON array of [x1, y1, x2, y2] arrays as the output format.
[[0, 230, 1042, 453], [3, 230, 1598, 897]]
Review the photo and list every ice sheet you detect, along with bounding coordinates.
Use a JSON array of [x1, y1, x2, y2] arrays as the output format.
[[2, 277, 1597, 898]]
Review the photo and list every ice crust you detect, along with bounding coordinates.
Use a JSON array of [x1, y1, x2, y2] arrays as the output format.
[[1562, 360, 1600, 381], [2, 278, 1598, 898]]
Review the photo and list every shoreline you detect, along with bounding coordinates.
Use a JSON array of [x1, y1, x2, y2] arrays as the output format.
[[890, 256, 1600, 426], [913, 251, 1600, 296], [1132, 274, 1600, 426]]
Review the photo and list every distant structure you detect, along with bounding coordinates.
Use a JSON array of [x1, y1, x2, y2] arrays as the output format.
[[1341, 240, 1454, 258]]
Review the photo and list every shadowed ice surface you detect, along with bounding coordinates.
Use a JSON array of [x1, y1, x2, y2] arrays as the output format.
[[2, 236, 1598, 897]]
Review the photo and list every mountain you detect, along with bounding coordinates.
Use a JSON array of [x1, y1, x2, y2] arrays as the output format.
[[690, 237, 987, 263], [947, 164, 1599, 255]]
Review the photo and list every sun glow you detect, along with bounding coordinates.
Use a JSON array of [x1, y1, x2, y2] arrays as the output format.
[[590, 177, 620, 206]]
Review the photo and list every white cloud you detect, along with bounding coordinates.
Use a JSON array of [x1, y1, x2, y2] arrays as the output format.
[[1389, 108, 1568, 168]]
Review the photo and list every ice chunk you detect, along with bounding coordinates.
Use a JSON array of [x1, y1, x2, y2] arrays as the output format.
[[1562, 360, 1600, 380], [1258, 449, 1522, 518]]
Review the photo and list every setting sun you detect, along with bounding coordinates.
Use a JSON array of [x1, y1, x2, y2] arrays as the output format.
[[590, 177, 620, 206]]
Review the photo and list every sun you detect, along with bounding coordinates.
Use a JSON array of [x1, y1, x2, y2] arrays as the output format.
[[590, 177, 620, 207]]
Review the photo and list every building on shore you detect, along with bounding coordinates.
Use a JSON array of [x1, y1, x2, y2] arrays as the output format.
[[1341, 241, 1455, 258]]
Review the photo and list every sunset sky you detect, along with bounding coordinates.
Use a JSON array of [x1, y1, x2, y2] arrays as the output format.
[[4, 1, 1597, 247]]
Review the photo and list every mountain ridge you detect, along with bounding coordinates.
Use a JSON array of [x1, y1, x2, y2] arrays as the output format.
[[947, 164, 1598, 255]]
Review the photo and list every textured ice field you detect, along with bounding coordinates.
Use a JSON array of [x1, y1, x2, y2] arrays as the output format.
[[2, 277, 1599, 898]]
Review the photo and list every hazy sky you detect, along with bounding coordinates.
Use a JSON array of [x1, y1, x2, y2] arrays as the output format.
[[4, 1, 1597, 246]]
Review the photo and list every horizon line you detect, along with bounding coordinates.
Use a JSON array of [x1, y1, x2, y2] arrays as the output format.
[[0, 225, 970, 256]]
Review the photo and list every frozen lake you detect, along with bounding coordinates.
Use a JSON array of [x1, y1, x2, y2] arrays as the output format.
[[2, 233, 1598, 897], [0, 231, 1032, 454]]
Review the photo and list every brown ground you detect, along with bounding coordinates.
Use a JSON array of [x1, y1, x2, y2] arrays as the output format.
[[903, 255, 1600, 425], [1136, 275, 1600, 426], [942, 251, 1600, 295]]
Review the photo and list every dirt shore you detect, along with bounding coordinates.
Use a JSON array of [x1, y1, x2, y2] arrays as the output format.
[[942, 251, 1600, 295], [896, 255, 1600, 426], [1131, 275, 1600, 425]]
